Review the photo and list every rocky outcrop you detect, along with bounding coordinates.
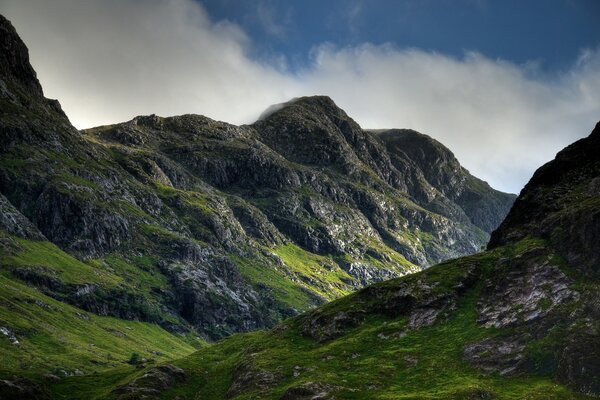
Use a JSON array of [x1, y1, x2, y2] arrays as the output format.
[[226, 359, 281, 399], [463, 336, 526, 376], [113, 364, 186, 400], [298, 260, 479, 342], [476, 248, 578, 328], [0, 193, 45, 240]]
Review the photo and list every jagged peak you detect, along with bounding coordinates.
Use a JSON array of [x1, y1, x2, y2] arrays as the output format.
[[0, 14, 43, 97], [591, 120, 600, 139]]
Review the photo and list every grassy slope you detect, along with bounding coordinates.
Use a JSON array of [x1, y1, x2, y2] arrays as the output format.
[[0, 273, 198, 377], [47, 239, 591, 399], [0, 234, 203, 382]]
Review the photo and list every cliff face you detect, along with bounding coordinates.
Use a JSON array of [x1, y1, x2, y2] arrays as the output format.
[[0, 14, 513, 341]]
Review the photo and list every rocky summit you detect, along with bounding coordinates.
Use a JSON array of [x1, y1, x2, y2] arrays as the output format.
[[2, 12, 598, 400]]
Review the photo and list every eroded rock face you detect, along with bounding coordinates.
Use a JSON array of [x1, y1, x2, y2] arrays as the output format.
[[464, 337, 526, 376], [377, 129, 516, 233], [0, 193, 44, 240], [477, 249, 578, 329], [34, 186, 131, 258], [556, 318, 600, 396], [0, 15, 43, 96]]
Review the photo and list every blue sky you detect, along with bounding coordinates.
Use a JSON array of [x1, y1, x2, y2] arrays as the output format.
[[2, 0, 599, 193], [200, 0, 600, 72]]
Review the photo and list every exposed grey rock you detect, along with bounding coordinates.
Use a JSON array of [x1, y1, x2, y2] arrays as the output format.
[[377, 129, 516, 233], [464, 337, 526, 376], [0, 325, 19, 344], [477, 250, 578, 328], [34, 186, 131, 258], [408, 307, 441, 329], [0, 15, 43, 96], [0, 193, 45, 239], [556, 320, 600, 397]]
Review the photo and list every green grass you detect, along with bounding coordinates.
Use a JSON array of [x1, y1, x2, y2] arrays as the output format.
[[360, 236, 419, 273], [56, 173, 100, 190], [98, 255, 167, 295], [0, 274, 195, 381], [1, 238, 121, 287], [0, 235, 197, 339], [272, 243, 353, 300], [231, 254, 318, 311], [0, 238, 587, 399], [70, 244, 585, 399], [138, 223, 184, 240], [0, 153, 28, 171]]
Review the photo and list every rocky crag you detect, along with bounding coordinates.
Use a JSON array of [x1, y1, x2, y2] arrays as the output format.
[[0, 13, 513, 344]]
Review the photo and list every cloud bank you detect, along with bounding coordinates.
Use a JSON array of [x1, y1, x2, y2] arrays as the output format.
[[1, 0, 599, 193]]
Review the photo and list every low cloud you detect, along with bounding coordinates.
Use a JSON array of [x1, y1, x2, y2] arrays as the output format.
[[2, 0, 599, 193]]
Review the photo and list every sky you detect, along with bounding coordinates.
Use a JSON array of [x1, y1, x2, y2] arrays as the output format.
[[0, 0, 599, 194]]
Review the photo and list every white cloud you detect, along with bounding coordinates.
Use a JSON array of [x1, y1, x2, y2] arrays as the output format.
[[1, 0, 599, 193]]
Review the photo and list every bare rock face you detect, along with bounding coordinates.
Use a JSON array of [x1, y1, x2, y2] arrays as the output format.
[[464, 337, 526, 376], [556, 317, 600, 397], [476, 249, 578, 328], [34, 186, 132, 258], [377, 128, 516, 233], [0, 193, 45, 240]]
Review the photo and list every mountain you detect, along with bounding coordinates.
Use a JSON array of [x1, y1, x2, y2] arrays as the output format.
[[0, 8, 513, 353], [68, 121, 597, 400], [0, 12, 597, 400]]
